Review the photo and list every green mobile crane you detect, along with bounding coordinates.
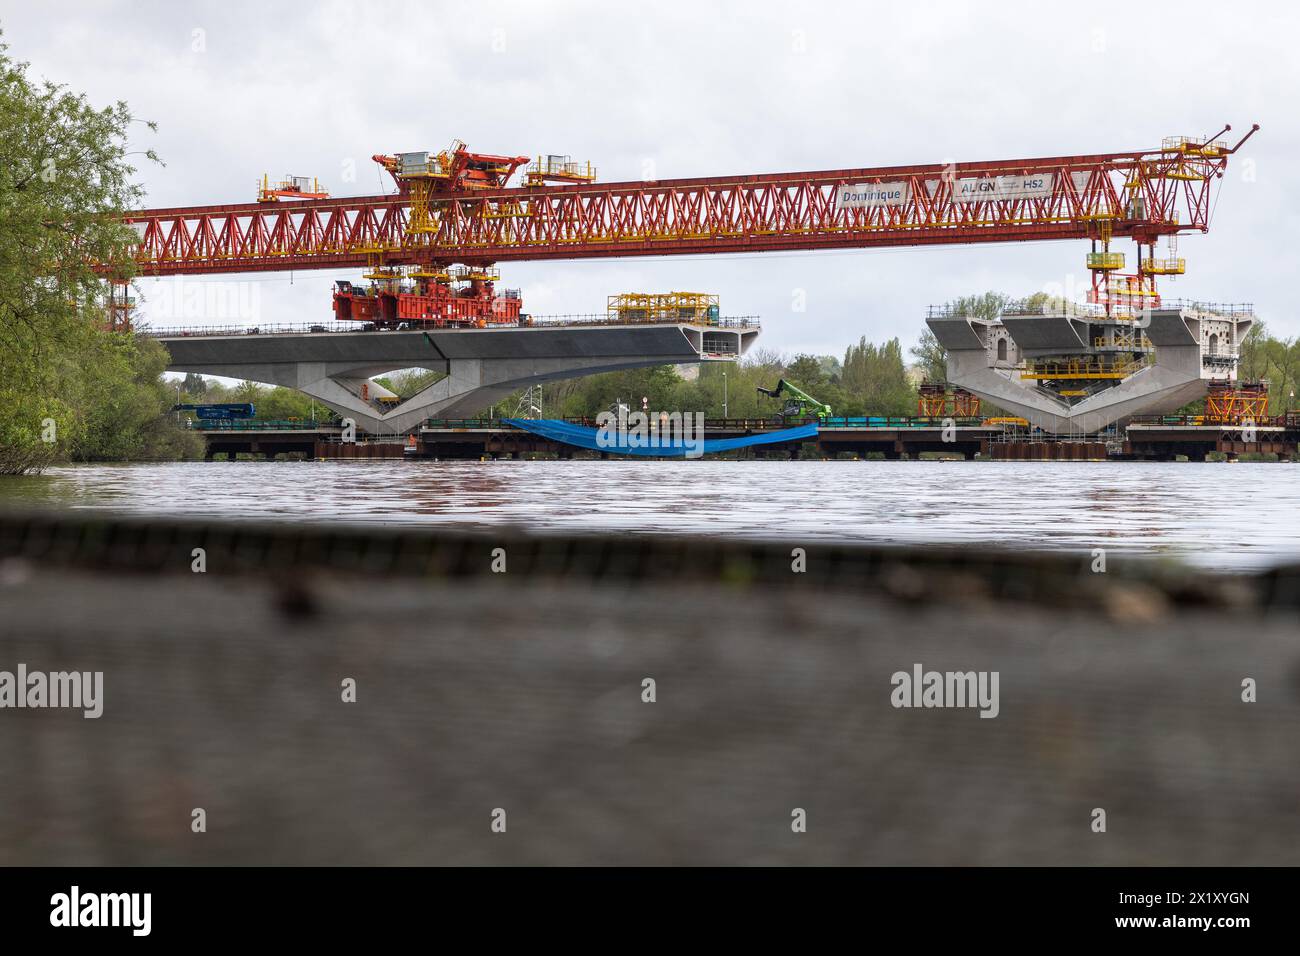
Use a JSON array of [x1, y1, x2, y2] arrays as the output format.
[[756, 379, 832, 421]]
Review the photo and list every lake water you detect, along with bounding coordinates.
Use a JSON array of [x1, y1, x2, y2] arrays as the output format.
[[3, 459, 1299, 570]]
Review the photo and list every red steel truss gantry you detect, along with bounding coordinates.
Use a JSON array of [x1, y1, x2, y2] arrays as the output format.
[[122, 125, 1257, 277]]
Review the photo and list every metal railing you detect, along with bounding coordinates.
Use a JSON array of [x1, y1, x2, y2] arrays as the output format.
[[190, 419, 337, 431], [422, 416, 805, 431], [315, 433, 413, 443], [141, 314, 761, 337], [424, 417, 782, 431], [143, 323, 360, 337], [1161, 299, 1255, 318], [1094, 333, 1153, 350], [1140, 257, 1186, 275], [1162, 135, 1228, 155], [925, 304, 984, 320], [1128, 414, 1291, 428], [193, 414, 1020, 436], [1020, 358, 1148, 379], [526, 156, 597, 182], [929, 299, 1257, 322], [927, 300, 1094, 320], [1086, 252, 1125, 270], [523, 314, 759, 329], [1001, 298, 1096, 317], [817, 416, 987, 428], [421, 419, 503, 429], [313, 413, 1298, 437]]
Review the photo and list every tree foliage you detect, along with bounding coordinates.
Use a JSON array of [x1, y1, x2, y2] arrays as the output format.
[[1238, 320, 1300, 413], [909, 328, 946, 384], [841, 338, 915, 416], [946, 291, 1009, 322], [494, 335, 918, 422], [0, 33, 197, 473], [171, 378, 326, 423]]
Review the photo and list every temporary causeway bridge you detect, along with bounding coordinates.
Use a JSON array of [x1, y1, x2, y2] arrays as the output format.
[[189, 415, 1300, 462]]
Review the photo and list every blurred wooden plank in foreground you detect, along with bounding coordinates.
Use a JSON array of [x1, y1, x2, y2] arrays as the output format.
[[0, 509, 1297, 865]]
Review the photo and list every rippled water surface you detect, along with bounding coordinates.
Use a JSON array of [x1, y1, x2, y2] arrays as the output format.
[[4, 460, 1299, 569]]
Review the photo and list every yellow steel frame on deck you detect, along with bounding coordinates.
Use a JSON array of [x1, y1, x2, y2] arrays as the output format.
[[525, 156, 597, 187], [1020, 358, 1146, 380], [1161, 136, 1227, 157], [406, 178, 443, 235], [607, 291, 719, 323]]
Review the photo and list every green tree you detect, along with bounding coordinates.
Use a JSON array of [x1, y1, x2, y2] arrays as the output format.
[[1259, 336, 1300, 412], [842, 337, 914, 416], [945, 291, 1009, 322], [181, 372, 208, 398], [71, 335, 202, 461], [252, 386, 319, 421], [1237, 319, 1270, 382], [909, 328, 947, 384], [232, 380, 262, 403], [785, 354, 829, 392], [375, 368, 445, 399], [0, 34, 197, 472], [1021, 291, 1070, 314]]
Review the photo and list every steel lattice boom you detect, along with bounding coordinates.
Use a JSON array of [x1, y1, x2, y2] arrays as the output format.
[[123, 126, 1257, 277]]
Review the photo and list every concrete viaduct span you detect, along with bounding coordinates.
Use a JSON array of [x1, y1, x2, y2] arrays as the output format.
[[152, 321, 759, 434]]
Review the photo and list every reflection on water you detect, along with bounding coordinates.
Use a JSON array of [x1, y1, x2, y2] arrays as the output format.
[[4, 459, 1299, 570]]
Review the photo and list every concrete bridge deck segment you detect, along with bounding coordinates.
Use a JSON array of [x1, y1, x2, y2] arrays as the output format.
[[929, 306, 1254, 435], [153, 321, 758, 434]]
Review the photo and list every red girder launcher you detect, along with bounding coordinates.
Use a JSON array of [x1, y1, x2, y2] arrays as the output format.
[[331, 141, 535, 328], [1082, 124, 1258, 318], [119, 125, 1258, 328]]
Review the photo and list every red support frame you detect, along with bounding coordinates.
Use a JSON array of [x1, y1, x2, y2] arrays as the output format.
[[121, 129, 1257, 277]]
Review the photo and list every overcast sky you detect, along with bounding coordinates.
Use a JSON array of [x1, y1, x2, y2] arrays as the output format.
[[4, 0, 1295, 356]]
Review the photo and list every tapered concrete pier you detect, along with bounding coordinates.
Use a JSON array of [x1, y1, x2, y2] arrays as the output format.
[[928, 303, 1253, 434]]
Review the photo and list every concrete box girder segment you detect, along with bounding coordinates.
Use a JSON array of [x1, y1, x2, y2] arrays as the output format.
[[999, 314, 1091, 357], [155, 323, 758, 435], [930, 307, 1250, 435]]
